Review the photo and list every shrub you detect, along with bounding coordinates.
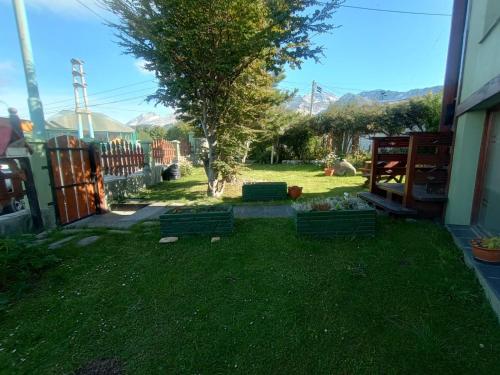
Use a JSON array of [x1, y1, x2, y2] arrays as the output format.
[[292, 193, 371, 212], [483, 237, 500, 250], [346, 151, 371, 169], [178, 157, 193, 176], [0, 236, 60, 308]]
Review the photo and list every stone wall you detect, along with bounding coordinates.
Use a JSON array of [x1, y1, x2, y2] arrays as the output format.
[[103, 165, 164, 204]]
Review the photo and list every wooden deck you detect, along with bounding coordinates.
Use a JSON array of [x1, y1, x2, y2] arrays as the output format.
[[377, 183, 447, 202], [358, 192, 417, 215]]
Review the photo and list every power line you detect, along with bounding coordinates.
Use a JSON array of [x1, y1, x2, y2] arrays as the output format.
[[44, 79, 155, 107], [339, 4, 451, 17], [44, 85, 156, 112], [75, 0, 111, 23]]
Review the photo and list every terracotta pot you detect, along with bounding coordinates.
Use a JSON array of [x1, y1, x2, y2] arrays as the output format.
[[471, 239, 500, 263], [288, 186, 303, 200], [324, 167, 335, 176]]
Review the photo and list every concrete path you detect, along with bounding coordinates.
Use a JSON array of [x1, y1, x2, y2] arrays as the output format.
[[66, 203, 294, 229]]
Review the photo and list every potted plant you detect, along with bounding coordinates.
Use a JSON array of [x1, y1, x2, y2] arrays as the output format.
[[293, 193, 376, 237], [323, 153, 336, 176], [288, 186, 303, 200], [471, 237, 500, 263]]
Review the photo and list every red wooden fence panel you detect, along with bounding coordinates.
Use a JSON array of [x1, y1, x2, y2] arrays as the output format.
[[152, 140, 176, 165], [100, 140, 144, 176]]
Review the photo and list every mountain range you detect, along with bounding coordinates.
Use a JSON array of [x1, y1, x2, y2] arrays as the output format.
[[286, 85, 443, 114], [126, 86, 443, 126]]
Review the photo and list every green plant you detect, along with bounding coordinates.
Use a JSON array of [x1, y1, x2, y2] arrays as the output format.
[[0, 236, 60, 307], [323, 152, 338, 169], [178, 157, 193, 177], [347, 151, 371, 169], [483, 237, 500, 250], [293, 193, 370, 212]]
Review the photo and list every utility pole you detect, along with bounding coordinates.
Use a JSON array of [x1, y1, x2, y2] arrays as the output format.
[[309, 80, 316, 116], [71, 59, 94, 139], [12, 0, 46, 140]]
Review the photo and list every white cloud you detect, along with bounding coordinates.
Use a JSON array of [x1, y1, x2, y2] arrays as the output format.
[[135, 59, 154, 75]]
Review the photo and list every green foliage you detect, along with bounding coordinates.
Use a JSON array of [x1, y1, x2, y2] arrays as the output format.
[[484, 237, 500, 250], [346, 151, 371, 169], [104, 0, 342, 196], [136, 125, 168, 141], [166, 122, 194, 142], [0, 236, 60, 308], [178, 157, 193, 177]]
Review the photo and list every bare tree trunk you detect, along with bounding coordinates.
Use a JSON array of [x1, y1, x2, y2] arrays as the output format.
[[270, 145, 274, 164], [242, 140, 251, 164]]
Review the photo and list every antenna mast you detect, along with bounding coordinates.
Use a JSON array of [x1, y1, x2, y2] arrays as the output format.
[[71, 59, 94, 139]]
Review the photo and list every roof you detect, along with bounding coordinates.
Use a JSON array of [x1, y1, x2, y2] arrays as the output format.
[[46, 110, 134, 133]]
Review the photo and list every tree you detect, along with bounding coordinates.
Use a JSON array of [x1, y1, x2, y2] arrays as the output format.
[[103, 0, 342, 196], [135, 125, 168, 140]]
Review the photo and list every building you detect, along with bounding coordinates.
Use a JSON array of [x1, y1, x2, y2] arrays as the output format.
[[45, 110, 136, 142], [444, 0, 500, 234]]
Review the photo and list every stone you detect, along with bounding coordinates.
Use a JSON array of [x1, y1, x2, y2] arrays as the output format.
[[211, 237, 221, 243], [159, 237, 178, 244], [77, 236, 101, 247], [405, 218, 417, 223], [333, 159, 357, 176], [48, 236, 76, 250]]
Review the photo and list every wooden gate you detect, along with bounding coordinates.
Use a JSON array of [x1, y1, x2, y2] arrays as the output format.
[[46, 135, 103, 225]]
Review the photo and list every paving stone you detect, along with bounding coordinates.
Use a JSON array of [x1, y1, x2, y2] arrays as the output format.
[[48, 236, 76, 250], [211, 237, 221, 243], [62, 228, 88, 234], [159, 237, 178, 244], [77, 236, 101, 247]]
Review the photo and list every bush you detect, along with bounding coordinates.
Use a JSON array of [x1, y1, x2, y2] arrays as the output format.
[[346, 151, 371, 169], [178, 157, 193, 176], [0, 236, 60, 308]]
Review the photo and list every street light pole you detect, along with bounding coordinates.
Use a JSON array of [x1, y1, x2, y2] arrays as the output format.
[[12, 0, 46, 140]]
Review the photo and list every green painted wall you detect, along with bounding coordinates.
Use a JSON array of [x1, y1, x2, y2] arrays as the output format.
[[460, 0, 500, 99], [446, 112, 485, 225], [445, 0, 500, 225]]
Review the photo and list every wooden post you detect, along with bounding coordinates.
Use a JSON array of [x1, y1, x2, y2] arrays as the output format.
[[89, 143, 108, 214], [369, 139, 379, 194], [403, 135, 418, 208]]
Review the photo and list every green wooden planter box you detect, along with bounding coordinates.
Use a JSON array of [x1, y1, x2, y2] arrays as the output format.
[[160, 205, 234, 237], [295, 208, 376, 237], [242, 182, 288, 202]]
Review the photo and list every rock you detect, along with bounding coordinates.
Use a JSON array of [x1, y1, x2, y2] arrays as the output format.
[[211, 237, 221, 243], [159, 237, 178, 244], [48, 236, 76, 250], [77, 236, 101, 247], [405, 218, 417, 223], [333, 159, 357, 176]]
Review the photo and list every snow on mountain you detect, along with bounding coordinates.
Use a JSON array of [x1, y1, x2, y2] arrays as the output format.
[[286, 91, 339, 115], [287, 85, 443, 114], [126, 112, 178, 128], [335, 86, 443, 106]]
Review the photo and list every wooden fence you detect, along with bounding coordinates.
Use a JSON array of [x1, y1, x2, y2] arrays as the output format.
[[100, 140, 145, 177], [152, 139, 176, 166]]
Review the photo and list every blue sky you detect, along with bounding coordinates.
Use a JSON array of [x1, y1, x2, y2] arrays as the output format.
[[0, 0, 453, 123]]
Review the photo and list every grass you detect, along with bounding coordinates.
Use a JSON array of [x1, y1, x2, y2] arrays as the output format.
[[1, 218, 500, 374], [133, 164, 366, 205]]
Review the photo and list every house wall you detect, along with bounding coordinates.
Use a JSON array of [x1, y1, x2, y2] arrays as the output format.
[[445, 0, 500, 225]]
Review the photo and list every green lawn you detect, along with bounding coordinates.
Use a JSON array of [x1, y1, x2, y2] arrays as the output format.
[[1, 218, 500, 374], [134, 164, 366, 205]]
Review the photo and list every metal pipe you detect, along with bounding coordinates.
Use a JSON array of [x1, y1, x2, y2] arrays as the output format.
[[12, 0, 46, 140]]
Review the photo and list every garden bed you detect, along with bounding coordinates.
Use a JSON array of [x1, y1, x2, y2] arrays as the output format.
[[294, 196, 376, 237], [242, 182, 288, 202], [159, 205, 234, 236]]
